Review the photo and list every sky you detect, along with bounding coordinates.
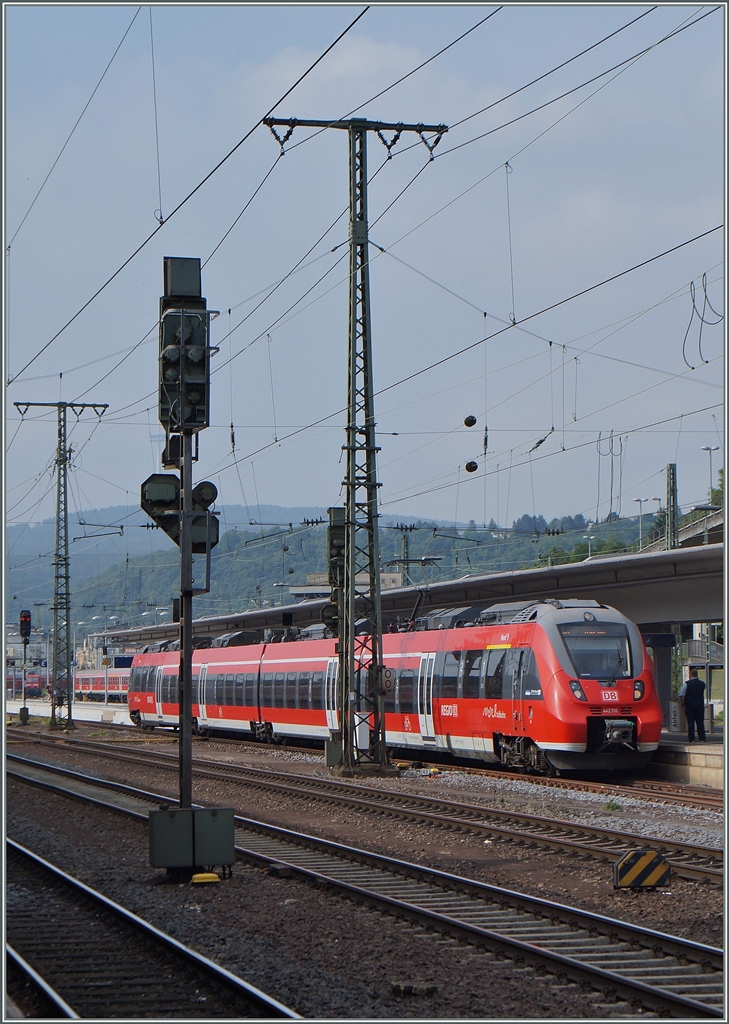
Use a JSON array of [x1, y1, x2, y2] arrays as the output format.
[[3, 3, 725, 540]]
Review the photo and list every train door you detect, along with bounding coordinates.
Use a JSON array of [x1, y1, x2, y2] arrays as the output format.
[[198, 664, 209, 722], [417, 653, 436, 741], [508, 650, 526, 733], [154, 666, 164, 719], [325, 658, 339, 732]]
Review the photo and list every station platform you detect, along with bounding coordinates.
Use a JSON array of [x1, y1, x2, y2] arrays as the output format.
[[5, 698, 131, 727], [646, 731, 724, 790], [6, 700, 724, 791]]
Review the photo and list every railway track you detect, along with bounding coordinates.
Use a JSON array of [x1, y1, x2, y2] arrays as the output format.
[[6, 838, 300, 1019], [8, 721, 723, 809], [6, 759, 723, 1018], [6, 739, 723, 884]]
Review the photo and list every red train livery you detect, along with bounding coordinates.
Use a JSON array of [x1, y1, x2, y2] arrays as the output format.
[[127, 599, 663, 772], [74, 668, 130, 702]]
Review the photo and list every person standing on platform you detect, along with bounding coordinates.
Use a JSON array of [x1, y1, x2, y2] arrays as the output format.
[[679, 667, 706, 742]]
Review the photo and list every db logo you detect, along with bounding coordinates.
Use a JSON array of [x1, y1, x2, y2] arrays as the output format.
[[404, 715, 412, 732], [602, 691, 616, 701]]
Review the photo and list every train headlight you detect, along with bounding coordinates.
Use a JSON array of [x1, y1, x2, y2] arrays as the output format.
[[633, 679, 645, 700], [569, 679, 587, 701]]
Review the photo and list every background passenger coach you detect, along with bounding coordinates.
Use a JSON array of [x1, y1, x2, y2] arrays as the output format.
[[127, 600, 663, 773]]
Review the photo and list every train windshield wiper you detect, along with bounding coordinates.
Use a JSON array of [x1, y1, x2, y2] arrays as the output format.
[[605, 654, 624, 686]]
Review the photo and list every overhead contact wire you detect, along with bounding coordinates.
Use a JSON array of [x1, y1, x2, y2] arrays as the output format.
[[8, 5, 370, 385]]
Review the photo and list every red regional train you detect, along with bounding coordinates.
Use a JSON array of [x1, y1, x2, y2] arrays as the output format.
[[74, 668, 131, 702], [128, 599, 662, 772]]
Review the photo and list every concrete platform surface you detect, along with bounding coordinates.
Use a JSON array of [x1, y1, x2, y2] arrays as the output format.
[[646, 730, 724, 789]]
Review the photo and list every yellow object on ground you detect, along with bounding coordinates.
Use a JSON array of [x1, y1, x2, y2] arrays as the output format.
[[192, 872, 220, 884]]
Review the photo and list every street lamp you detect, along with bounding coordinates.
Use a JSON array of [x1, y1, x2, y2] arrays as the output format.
[[701, 445, 720, 505], [583, 534, 596, 557], [73, 622, 86, 701], [633, 497, 649, 550]]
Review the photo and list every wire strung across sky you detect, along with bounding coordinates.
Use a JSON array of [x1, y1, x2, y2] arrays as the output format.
[[8, 3, 700, 390], [7, 5, 370, 385]]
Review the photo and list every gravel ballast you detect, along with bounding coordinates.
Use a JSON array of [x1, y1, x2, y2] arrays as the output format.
[[7, 781, 613, 1020], [7, 729, 724, 1015]]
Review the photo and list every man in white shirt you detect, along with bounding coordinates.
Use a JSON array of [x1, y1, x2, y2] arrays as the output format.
[[679, 667, 706, 742]]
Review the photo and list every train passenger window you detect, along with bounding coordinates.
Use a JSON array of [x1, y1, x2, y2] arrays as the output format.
[[440, 652, 459, 698], [205, 673, 217, 705], [397, 670, 415, 714], [243, 673, 256, 708], [261, 673, 273, 707], [461, 650, 482, 699], [162, 674, 177, 704], [485, 649, 506, 698], [274, 672, 285, 708], [234, 674, 245, 706], [311, 672, 323, 709], [287, 673, 298, 708], [224, 674, 236, 706], [297, 672, 311, 709], [520, 649, 543, 699]]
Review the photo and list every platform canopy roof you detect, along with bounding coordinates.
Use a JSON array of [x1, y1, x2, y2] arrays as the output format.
[[101, 544, 723, 646]]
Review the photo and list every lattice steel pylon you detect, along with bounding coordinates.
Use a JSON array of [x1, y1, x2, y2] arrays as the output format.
[[14, 401, 108, 728], [264, 117, 447, 772]]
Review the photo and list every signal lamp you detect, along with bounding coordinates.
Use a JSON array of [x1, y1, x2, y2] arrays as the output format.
[[569, 679, 587, 701], [633, 679, 645, 700], [20, 609, 32, 640]]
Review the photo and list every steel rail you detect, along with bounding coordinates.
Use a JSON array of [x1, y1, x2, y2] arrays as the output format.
[[8, 741, 721, 883], [6, 944, 80, 1019], [7, 763, 723, 1018], [6, 839, 301, 1019], [7, 722, 724, 809]]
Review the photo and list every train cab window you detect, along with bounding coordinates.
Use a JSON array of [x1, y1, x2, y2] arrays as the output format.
[[243, 673, 256, 708], [397, 670, 415, 714], [558, 622, 631, 680], [297, 672, 311, 709], [520, 649, 543, 699], [485, 649, 506, 698], [461, 650, 483, 699], [286, 673, 298, 708], [311, 672, 323, 709], [440, 652, 459, 698], [261, 673, 273, 707], [274, 672, 285, 708]]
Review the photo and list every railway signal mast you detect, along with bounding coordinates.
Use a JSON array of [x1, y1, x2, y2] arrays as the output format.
[[147, 257, 219, 810], [264, 117, 447, 773], [13, 401, 108, 729]]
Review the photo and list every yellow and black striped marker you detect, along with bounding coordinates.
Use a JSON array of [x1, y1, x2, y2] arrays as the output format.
[[614, 849, 671, 889]]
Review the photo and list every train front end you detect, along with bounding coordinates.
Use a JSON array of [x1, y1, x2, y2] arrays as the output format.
[[534, 603, 663, 771]]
